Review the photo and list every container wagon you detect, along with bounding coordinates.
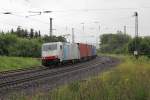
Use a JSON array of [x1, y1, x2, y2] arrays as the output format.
[[62, 42, 80, 63], [77, 43, 89, 61]]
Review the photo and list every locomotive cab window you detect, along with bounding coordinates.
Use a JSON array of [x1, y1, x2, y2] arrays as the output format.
[[42, 44, 57, 51]]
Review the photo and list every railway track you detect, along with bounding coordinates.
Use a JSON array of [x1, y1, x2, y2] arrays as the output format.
[[0, 56, 118, 96], [0, 58, 97, 85], [0, 66, 43, 75]]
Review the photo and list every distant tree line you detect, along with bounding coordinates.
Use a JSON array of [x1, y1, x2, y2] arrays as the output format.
[[0, 27, 66, 57], [99, 31, 150, 57], [7, 26, 41, 38]]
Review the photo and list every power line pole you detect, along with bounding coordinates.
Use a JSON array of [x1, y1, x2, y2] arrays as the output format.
[[97, 25, 100, 49], [81, 23, 84, 33], [66, 26, 68, 33], [94, 21, 100, 49], [134, 12, 139, 59], [98, 25, 100, 33], [50, 18, 53, 36], [124, 25, 126, 34], [72, 28, 75, 43], [135, 12, 138, 39], [94, 21, 100, 33]]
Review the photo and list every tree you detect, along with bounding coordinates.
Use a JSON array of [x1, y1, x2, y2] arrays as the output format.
[[38, 30, 41, 37], [128, 37, 150, 57], [10, 28, 14, 34], [42, 35, 66, 43], [29, 28, 34, 38], [0, 34, 18, 55], [16, 26, 22, 37], [34, 31, 39, 38], [0, 31, 4, 35], [21, 29, 25, 37], [24, 29, 28, 38], [100, 32, 131, 54]]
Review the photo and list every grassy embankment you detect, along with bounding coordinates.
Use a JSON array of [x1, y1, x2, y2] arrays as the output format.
[[0, 56, 41, 72], [7, 55, 150, 100]]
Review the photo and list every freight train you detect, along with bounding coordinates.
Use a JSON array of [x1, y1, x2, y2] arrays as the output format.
[[41, 42, 97, 66]]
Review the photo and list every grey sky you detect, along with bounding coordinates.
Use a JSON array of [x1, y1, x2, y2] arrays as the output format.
[[0, 0, 150, 44]]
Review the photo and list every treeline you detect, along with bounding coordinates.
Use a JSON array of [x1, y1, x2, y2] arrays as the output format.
[[100, 31, 150, 57], [0, 27, 66, 57], [1, 26, 41, 38]]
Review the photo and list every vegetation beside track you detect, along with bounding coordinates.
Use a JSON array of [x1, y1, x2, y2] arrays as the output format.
[[6, 55, 150, 100], [0, 30, 66, 57], [0, 56, 41, 72]]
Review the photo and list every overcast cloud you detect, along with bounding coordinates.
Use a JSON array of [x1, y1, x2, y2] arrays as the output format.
[[0, 0, 150, 44]]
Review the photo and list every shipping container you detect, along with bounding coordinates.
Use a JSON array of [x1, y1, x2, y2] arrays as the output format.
[[62, 43, 70, 61], [77, 43, 88, 59], [91, 45, 96, 56], [87, 45, 92, 57], [70, 43, 80, 60], [62, 43, 80, 61], [93, 46, 97, 56]]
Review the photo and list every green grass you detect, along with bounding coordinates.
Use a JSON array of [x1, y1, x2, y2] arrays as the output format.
[[6, 55, 150, 100], [0, 56, 41, 72]]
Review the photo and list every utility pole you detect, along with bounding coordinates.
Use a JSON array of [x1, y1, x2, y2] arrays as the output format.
[[98, 25, 100, 33], [124, 26, 126, 34], [94, 21, 100, 49], [66, 26, 68, 33], [81, 23, 84, 33], [134, 12, 139, 59], [135, 12, 138, 39], [97, 25, 100, 49], [50, 18, 53, 36], [72, 28, 75, 43], [94, 21, 100, 33]]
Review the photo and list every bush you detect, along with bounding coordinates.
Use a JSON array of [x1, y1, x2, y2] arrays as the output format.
[[100, 33, 131, 54], [8, 38, 41, 57], [0, 33, 66, 57], [0, 34, 42, 57], [0, 34, 18, 55], [128, 37, 150, 57]]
